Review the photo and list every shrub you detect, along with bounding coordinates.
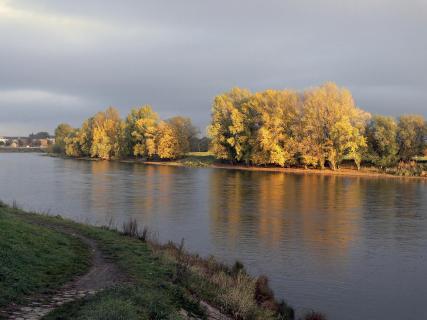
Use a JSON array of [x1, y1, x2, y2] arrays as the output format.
[[386, 161, 425, 176], [231, 260, 246, 277], [121, 219, 149, 241], [150, 239, 296, 319], [255, 275, 295, 318]]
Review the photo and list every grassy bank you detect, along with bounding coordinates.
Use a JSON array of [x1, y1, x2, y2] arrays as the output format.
[[0, 202, 90, 310], [0, 204, 304, 319]]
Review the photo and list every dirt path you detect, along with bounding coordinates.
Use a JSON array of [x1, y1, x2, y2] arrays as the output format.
[[0, 222, 128, 320], [1, 217, 233, 320]]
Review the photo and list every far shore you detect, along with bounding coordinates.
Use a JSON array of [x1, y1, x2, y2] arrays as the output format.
[[41, 152, 427, 180], [0, 147, 45, 153], [139, 160, 427, 180]]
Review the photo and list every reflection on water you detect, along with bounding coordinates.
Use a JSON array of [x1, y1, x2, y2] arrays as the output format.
[[0, 153, 426, 320], [210, 171, 363, 257]]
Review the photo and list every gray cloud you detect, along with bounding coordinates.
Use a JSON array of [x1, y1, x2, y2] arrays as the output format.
[[0, 0, 426, 136]]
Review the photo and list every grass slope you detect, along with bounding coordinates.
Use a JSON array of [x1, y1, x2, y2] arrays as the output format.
[[12, 211, 294, 319], [0, 203, 90, 309]]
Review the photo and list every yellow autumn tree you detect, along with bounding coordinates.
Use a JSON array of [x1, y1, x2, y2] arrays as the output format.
[[90, 107, 126, 160], [54, 123, 73, 154], [299, 82, 370, 170], [208, 88, 253, 163], [64, 119, 93, 158], [126, 105, 159, 159], [156, 121, 180, 159], [249, 90, 301, 166], [64, 129, 82, 157]]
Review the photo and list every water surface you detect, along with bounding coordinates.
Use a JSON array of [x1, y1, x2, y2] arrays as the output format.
[[0, 153, 426, 319]]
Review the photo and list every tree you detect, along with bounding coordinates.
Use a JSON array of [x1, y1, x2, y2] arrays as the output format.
[[397, 115, 426, 161], [299, 82, 369, 170], [54, 123, 73, 154], [190, 136, 211, 152], [366, 115, 399, 167], [249, 90, 300, 166], [29, 132, 50, 139], [208, 88, 253, 163], [90, 107, 126, 160], [156, 121, 180, 159], [126, 105, 159, 158], [64, 129, 82, 157], [64, 119, 94, 158], [76, 119, 93, 157], [167, 116, 199, 155]]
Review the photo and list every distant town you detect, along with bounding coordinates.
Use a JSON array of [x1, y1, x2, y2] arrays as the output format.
[[0, 132, 55, 149]]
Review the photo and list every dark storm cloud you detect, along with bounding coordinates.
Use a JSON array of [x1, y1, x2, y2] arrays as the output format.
[[0, 0, 426, 135]]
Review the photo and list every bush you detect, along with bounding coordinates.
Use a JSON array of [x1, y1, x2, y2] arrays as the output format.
[[121, 219, 148, 241], [152, 240, 294, 319], [386, 161, 426, 176]]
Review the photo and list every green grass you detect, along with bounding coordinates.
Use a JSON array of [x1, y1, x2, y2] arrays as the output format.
[[178, 152, 216, 167], [44, 286, 185, 320], [0, 203, 90, 309], [13, 211, 293, 319], [19, 214, 204, 320]]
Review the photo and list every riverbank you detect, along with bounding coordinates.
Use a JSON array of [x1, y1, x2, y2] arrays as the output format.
[[0, 203, 301, 320], [0, 147, 45, 153], [132, 152, 427, 180], [45, 151, 427, 180], [0, 203, 90, 316]]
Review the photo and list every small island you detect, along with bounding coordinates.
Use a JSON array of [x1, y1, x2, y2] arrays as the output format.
[[50, 83, 427, 178]]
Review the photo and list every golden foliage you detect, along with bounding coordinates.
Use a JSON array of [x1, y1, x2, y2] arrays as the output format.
[[126, 105, 159, 158], [89, 107, 126, 160], [156, 121, 180, 159], [60, 82, 425, 168], [299, 82, 370, 169], [209, 83, 371, 169]]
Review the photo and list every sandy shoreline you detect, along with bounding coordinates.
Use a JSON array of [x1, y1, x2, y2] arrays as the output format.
[[40, 153, 427, 180], [139, 160, 427, 181]]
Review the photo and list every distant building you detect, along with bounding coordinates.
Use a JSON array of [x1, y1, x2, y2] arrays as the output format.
[[0, 137, 7, 145], [38, 139, 49, 148]]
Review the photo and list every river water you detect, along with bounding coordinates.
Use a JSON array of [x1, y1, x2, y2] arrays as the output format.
[[0, 153, 426, 319]]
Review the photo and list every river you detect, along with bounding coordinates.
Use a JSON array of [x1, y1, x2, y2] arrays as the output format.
[[0, 153, 426, 319]]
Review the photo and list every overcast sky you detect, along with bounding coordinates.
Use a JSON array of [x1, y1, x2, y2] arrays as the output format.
[[0, 0, 426, 136]]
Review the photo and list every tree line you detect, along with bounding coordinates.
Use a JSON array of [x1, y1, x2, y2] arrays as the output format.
[[208, 82, 426, 169], [54, 105, 202, 160], [54, 82, 426, 169]]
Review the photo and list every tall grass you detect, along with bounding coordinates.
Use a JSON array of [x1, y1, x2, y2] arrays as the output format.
[[119, 228, 294, 319], [121, 218, 149, 242], [115, 218, 296, 318]]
